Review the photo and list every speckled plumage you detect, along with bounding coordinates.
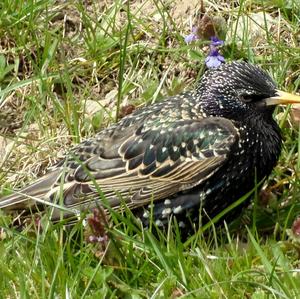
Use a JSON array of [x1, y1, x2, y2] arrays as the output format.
[[0, 62, 285, 229]]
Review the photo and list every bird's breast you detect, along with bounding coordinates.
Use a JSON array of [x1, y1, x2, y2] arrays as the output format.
[[194, 117, 282, 214]]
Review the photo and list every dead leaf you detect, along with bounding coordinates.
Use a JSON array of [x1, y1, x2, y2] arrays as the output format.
[[291, 104, 300, 128]]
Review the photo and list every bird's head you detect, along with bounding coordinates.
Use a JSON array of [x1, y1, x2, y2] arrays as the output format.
[[197, 61, 300, 120]]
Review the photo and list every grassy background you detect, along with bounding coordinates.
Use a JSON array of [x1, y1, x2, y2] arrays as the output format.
[[1, 0, 300, 298]]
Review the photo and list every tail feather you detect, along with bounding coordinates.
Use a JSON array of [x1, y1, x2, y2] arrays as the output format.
[[0, 169, 61, 211]]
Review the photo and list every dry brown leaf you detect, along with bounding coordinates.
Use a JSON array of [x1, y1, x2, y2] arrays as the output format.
[[291, 104, 300, 128]]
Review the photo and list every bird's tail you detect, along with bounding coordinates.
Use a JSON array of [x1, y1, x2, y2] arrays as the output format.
[[0, 169, 61, 211]]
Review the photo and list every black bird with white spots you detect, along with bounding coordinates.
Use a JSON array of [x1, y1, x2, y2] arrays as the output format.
[[1, 62, 300, 230]]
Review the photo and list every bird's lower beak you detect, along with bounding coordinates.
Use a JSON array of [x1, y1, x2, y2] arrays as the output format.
[[265, 90, 300, 106]]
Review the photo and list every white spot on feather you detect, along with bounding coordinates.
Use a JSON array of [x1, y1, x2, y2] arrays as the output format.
[[173, 205, 183, 214], [162, 208, 172, 217], [155, 219, 163, 227], [179, 221, 186, 228], [164, 199, 171, 205], [143, 211, 149, 218]]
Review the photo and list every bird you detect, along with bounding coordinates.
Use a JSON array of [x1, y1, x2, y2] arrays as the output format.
[[1, 61, 300, 230]]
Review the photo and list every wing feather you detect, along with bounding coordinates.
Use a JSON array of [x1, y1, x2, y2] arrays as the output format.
[[0, 116, 238, 217]]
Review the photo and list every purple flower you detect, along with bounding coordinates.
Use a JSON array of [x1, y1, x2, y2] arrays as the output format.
[[184, 23, 225, 67], [210, 36, 224, 46], [205, 46, 225, 68], [184, 27, 199, 44]]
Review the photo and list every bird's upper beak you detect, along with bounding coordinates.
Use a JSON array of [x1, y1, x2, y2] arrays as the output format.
[[265, 90, 300, 106]]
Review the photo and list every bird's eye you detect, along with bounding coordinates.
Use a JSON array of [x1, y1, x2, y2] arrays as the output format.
[[239, 94, 254, 103], [239, 94, 266, 103]]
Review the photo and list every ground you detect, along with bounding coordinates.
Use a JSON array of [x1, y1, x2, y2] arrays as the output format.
[[0, 0, 300, 298]]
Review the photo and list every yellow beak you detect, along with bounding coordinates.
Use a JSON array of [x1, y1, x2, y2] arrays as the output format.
[[265, 90, 300, 106]]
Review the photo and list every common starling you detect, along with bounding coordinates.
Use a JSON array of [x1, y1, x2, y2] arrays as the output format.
[[1, 62, 300, 229]]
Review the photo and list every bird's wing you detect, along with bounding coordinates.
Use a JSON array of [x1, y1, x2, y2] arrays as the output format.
[[0, 117, 238, 218]]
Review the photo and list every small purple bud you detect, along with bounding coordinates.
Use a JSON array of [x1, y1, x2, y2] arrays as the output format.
[[184, 27, 199, 44]]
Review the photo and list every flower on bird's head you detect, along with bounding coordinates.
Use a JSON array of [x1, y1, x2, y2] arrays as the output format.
[[210, 36, 224, 46], [205, 46, 225, 68], [184, 23, 225, 68]]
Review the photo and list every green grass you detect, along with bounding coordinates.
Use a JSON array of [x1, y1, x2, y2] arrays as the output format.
[[1, 0, 300, 297]]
